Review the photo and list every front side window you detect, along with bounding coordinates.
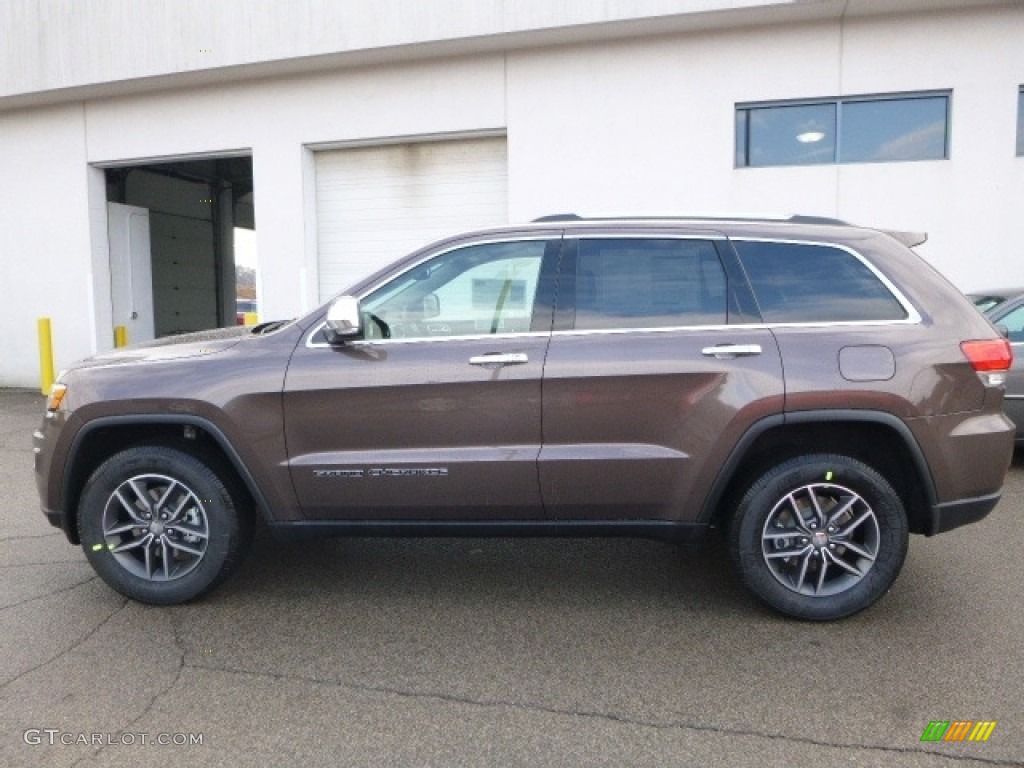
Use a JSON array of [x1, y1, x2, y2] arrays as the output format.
[[736, 92, 949, 167], [732, 240, 907, 323], [361, 240, 546, 339], [573, 239, 728, 330]]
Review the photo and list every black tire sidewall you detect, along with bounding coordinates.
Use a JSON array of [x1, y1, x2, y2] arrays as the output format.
[[730, 454, 908, 621], [78, 446, 243, 604]]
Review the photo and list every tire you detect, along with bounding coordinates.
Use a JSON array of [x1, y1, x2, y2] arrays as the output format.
[[728, 454, 908, 621], [78, 446, 252, 604]]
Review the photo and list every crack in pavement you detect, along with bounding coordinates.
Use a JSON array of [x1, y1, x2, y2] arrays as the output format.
[[0, 598, 128, 690], [72, 608, 189, 767], [0, 532, 65, 541], [1, 559, 90, 568], [182, 660, 1024, 767], [0, 574, 99, 611]]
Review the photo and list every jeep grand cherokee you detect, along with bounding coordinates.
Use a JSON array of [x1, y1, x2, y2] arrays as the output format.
[[34, 215, 1015, 620]]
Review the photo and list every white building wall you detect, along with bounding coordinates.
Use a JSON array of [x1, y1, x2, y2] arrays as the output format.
[[509, 8, 1024, 288], [84, 55, 507, 338], [0, 104, 95, 389], [0, 4, 1021, 386], [0, 0, 879, 103]]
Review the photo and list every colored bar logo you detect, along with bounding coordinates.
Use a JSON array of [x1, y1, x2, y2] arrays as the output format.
[[921, 721, 996, 742]]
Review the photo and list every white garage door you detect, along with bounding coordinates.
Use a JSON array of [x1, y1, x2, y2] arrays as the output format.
[[315, 136, 508, 301]]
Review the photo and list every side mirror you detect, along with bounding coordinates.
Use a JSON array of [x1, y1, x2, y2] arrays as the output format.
[[422, 293, 440, 319], [996, 323, 1010, 340], [324, 295, 363, 344]]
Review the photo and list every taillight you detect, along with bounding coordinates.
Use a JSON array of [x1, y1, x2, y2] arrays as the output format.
[[961, 339, 1013, 385]]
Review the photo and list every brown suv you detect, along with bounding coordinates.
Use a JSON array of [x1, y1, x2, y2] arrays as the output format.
[[34, 215, 1015, 619]]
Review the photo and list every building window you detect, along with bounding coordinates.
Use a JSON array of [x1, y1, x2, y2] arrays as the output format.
[[1017, 87, 1023, 156], [736, 92, 950, 168]]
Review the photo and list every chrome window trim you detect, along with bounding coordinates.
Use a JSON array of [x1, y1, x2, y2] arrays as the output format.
[[728, 236, 922, 325], [549, 318, 920, 338], [306, 325, 550, 349]]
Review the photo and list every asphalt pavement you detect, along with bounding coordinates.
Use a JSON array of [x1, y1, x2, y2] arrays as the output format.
[[2, 388, 1022, 767]]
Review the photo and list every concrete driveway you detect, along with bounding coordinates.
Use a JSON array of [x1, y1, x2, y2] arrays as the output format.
[[2, 389, 1022, 767]]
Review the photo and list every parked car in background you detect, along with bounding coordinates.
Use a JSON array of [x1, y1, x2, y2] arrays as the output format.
[[973, 290, 1024, 443], [969, 288, 1024, 313]]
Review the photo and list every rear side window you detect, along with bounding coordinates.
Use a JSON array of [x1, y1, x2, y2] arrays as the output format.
[[574, 239, 728, 329], [732, 240, 907, 323]]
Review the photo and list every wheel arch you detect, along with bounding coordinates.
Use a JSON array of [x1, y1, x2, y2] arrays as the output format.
[[62, 415, 273, 544], [701, 411, 938, 536]]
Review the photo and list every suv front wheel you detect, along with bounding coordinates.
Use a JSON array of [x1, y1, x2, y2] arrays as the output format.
[[729, 454, 909, 620], [78, 446, 252, 604]]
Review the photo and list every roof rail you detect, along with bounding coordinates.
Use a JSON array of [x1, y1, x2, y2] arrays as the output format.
[[531, 212, 852, 225], [528, 212, 926, 246], [532, 213, 582, 222], [785, 214, 850, 226]]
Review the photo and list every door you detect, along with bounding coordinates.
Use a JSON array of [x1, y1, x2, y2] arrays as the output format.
[[107, 202, 155, 344], [539, 235, 785, 521], [284, 236, 560, 519]]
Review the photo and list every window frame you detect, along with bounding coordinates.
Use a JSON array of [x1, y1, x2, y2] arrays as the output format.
[[735, 90, 951, 168], [1017, 86, 1024, 157]]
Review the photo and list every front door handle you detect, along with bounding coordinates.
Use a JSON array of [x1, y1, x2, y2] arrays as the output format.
[[469, 352, 529, 368], [701, 344, 762, 359]]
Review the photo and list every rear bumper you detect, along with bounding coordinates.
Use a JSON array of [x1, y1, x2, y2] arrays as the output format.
[[926, 492, 1002, 536]]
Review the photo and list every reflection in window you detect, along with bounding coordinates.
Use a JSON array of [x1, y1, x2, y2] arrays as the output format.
[[361, 241, 545, 339], [736, 92, 950, 167], [840, 96, 947, 162], [737, 103, 836, 167]]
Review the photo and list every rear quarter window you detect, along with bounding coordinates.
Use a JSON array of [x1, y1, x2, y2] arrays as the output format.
[[732, 240, 907, 323]]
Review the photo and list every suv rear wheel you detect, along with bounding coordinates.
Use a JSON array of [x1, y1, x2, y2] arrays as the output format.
[[78, 446, 252, 604], [729, 454, 908, 620]]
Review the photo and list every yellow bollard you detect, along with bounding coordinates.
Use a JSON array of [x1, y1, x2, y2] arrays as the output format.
[[38, 317, 55, 396], [114, 325, 128, 348], [243, 312, 259, 326]]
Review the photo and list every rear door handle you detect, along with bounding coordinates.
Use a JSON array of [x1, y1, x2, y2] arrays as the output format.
[[701, 344, 762, 359], [469, 352, 529, 368]]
